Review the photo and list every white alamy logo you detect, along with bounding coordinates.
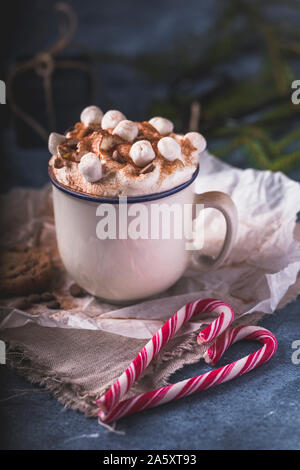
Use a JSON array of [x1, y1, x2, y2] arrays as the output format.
[[0, 340, 6, 364], [0, 80, 6, 104], [291, 340, 300, 365], [96, 198, 205, 251], [291, 80, 300, 105]]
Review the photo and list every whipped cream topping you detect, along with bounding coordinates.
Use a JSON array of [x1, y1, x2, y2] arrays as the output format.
[[48, 106, 206, 198]]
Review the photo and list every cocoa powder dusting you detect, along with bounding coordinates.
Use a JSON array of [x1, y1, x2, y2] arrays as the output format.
[[61, 121, 195, 168], [181, 137, 197, 157], [76, 136, 93, 159], [51, 117, 198, 197], [137, 121, 160, 140]]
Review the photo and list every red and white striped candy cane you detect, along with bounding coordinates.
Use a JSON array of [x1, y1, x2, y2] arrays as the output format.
[[203, 325, 277, 367], [98, 324, 277, 423], [97, 298, 234, 416]]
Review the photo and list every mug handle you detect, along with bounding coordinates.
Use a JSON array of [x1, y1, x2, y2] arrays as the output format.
[[190, 191, 238, 270]]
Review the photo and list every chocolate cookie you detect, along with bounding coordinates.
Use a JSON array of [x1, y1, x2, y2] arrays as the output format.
[[0, 246, 53, 296]]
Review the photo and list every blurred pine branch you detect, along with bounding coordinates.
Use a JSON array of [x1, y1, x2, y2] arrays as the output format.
[[91, 0, 300, 173], [143, 0, 300, 173]]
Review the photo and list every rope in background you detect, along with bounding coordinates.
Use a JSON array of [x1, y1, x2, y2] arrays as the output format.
[[6, 2, 92, 142]]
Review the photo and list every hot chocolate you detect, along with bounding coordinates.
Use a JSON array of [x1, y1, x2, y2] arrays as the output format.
[[48, 106, 238, 302]]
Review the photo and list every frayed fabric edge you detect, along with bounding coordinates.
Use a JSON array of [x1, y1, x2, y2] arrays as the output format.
[[2, 330, 205, 419]]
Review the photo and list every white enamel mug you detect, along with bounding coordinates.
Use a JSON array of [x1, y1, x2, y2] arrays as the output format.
[[50, 167, 238, 304]]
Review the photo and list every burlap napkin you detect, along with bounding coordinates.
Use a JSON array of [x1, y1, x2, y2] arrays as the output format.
[[1, 324, 210, 416]]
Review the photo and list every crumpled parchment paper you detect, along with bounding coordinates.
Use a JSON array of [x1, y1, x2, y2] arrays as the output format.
[[1, 152, 300, 338]]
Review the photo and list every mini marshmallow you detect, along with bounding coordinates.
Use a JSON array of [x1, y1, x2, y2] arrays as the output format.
[[157, 137, 181, 162], [48, 132, 66, 155], [101, 110, 126, 130], [129, 140, 155, 167], [149, 117, 174, 136], [80, 105, 103, 126], [78, 152, 102, 183], [112, 120, 138, 142], [184, 132, 207, 154]]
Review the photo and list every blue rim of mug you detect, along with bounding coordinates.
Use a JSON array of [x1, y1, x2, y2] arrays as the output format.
[[48, 165, 199, 203]]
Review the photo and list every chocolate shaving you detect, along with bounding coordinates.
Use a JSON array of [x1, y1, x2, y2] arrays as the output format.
[[140, 162, 155, 174], [79, 126, 96, 138], [67, 122, 99, 139], [57, 143, 72, 160], [54, 157, 64, 169], [112, 149, 125, 164], [66, 138, 79, 149], [116, 143, 131, 160]]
